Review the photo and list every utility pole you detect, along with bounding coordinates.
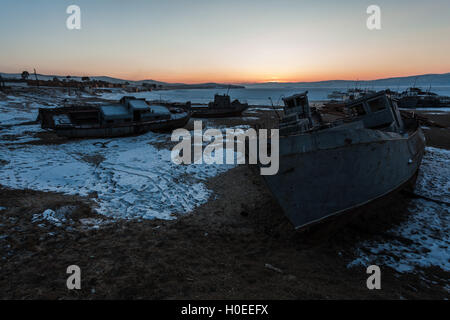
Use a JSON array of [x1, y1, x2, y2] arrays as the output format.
[[34, 69, 39, 88]]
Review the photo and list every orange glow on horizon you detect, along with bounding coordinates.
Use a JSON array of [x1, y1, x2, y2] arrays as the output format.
[[3, 65, 449, 85], [99, 69, 450, 84]]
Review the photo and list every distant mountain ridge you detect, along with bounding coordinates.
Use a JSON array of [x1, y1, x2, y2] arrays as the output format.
[[246, 73, 450, 88], [1, 72, 449, 88], [0, 72, 243, 89]]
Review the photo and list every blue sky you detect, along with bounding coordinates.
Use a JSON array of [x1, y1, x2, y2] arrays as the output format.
[[0, 0, 449, 83]]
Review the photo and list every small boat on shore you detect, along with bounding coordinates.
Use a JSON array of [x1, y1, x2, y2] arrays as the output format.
[[38, 96, 191, 138], [327, 89, 377, 101], [262, 91, 426, 229], [396, 87, 450, 109], [190, 94, 248, 118]]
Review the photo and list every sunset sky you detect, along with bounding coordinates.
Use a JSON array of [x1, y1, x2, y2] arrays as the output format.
[[1, 0, 449, 83]]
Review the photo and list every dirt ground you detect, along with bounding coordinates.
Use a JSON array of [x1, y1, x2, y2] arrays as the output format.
[[413, 110, 450, 150], [0, 97, 449, 299]]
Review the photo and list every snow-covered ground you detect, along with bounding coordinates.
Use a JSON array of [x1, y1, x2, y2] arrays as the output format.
[[0, 97, 37, 124], [0, 91, 235, 220], [348, 147, 450, 276], [0, 91, 82, 144], [0, 134, 235, 220]]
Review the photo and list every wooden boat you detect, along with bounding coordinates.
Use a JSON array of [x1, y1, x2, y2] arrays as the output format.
[[38, 96, 191, 138], [262, 91, 426, 229], [190, 94, 248, 118]]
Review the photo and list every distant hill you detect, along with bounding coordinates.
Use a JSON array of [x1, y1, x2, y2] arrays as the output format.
[[0, 72, 169, 85], [245, 73, 450, 88], [0, 72, 243, 89], [2, 71, 449, 89]]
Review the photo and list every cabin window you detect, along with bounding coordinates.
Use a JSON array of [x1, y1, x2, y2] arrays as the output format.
[[350, 104, 366, 116], [368, 98, 386, 112]]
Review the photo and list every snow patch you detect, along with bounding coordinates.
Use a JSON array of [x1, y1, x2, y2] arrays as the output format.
[[32, 209, 67, 227], [79, 218, 112, 230], [1, 132, 234, 220]]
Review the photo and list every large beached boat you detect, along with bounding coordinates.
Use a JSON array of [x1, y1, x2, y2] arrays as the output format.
[[38, 96, 191, 138], [262, 91, 426, 229]]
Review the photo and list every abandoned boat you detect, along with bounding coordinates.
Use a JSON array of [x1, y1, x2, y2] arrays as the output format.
[[262, 91, 426, 229], [396, 87, 450, 109], [38, 96, 191, 138], [190, 94, 248, 118]]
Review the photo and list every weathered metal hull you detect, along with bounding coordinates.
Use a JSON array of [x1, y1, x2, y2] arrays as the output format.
[[53, 112, 191, 138], [262, 125, 426, 229]]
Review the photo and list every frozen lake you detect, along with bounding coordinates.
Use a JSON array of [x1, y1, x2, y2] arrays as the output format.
[[100, 85, 450, 106]]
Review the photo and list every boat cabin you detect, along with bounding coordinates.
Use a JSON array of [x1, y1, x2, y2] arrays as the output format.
[[98, 97, 171, 125], [345, 91, 404, 132], [277, 91, 404, 136], [280, 91, 322, 135], [210, 94, 230, 108], [207, 94, 246, 110], [283, 92, 311, 120]]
